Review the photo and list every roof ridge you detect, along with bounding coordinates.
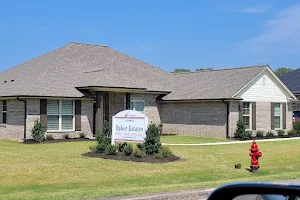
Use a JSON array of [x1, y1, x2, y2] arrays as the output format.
[[172, 65, 269, 75], [70, 42, 108, 47]]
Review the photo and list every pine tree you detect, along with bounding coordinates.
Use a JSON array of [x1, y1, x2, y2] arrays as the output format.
[[31, 120, 45, 142], [235, 120, 246, 139], [143, 123, 161, 154]]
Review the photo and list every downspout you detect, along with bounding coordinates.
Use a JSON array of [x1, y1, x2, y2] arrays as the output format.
[[17, 97, 27, 140], [222, 100, 230, 138]]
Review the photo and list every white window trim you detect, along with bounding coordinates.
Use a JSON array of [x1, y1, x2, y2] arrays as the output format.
[[243, 102, 252, 130], [47, 100, 75, 132], [124, 96, 145, 113], [274, 103, 282, 130], [2, 100, 7, 124]]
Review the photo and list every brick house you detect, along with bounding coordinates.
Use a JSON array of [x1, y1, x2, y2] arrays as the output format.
[[0, 42, 297, 139]]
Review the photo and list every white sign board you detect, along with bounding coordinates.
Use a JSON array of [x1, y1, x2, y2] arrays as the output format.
[[111, 110, 148, 144]]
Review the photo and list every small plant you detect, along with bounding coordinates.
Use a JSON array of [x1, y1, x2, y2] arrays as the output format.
[[256, 130, 264, 137], [234, 120, 246, 139], [288, 129, 297, 137], [31, 120, 45, 142], [161, 146, 172, 158], [123, 143, 133, 156], [133, 148, 145, 158], [95, 142, 107, 153], [46, 134, 54, 140], [105, 144, 117, 155], [266, 131, 274, 137], [79, 132, 86, 139], [143, 123, 161, 155], [89, 145, 96, 152], [117, 142, 128, 152], [245, 130, 252, 138], [137, 143, 145, 151], [277, 130, 285, 137], [63, 133, 70, 139], [293, 121, 300, 136]]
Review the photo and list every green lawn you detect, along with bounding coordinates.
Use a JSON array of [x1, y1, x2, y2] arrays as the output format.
[[1, 138, 300, 200], [160, 135, 228, 144]]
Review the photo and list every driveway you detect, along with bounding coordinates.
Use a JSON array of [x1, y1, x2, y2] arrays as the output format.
[[98, 179, 300, 200]]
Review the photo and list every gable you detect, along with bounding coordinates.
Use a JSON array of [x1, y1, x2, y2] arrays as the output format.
[[235, 68, 296, 102]]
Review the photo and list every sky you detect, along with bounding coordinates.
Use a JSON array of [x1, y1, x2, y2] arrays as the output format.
[[0, 0, 300, 72]]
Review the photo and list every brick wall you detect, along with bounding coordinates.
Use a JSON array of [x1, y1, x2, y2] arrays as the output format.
[[228, 101, 239, 138], [0, 99, 24, 139], [158, 101, 227, 138], [0, 99, 93, 140], [108, 92, 160, 124]]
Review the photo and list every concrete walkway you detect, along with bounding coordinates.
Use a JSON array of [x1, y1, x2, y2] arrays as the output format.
[[162, 137, 300, 146]]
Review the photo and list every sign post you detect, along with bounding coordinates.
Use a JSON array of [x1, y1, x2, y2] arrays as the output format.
[[111, 110, 148, 145]]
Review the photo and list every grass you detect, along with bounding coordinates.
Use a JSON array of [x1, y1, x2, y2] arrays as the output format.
[[160, 135, 228, 144], [1, 138, 300, 199]]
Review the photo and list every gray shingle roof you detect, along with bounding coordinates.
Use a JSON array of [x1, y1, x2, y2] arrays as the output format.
[[0, 42, 267, 100], [162, 66, 267, 100], [0, 42, 171, 97], [280, 69, 300, 94]]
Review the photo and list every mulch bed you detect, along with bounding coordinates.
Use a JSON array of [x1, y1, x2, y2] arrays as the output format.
[[83, 151, 180, 163], [23, 138, 95, 144]]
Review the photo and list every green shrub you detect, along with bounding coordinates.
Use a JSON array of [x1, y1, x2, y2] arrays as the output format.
[[256, 130, 264, 137], [266, 131, 274, 137], [46, 134, 54, 140], [63, 133, 70, 139], [161, 146, 172, 158], [234, 120, 245, 139], [137, 143, 145, 151], [89, 145, 96, 152], [104, 144, 117, 155], [143, 123, 161, 155], [245, 130, 252, 138], [288, 129, 297, 137], [277, 130, 285, 136], [79, 133, 86, 139], [95, 142, 107, 153], [123, 143, 133, 156], [31, 120, 45, 143], [96, 121, 111, 145], [133, 148, 145, 158], [294, 121, 300, 136], [117, 142, 128, 152]]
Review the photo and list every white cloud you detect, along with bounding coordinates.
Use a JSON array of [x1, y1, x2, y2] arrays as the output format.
[[239, 4, 300, 54]]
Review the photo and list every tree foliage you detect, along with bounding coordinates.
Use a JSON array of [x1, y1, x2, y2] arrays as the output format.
[[31, 120, 45, 142], [274, 67, 293, 77], [173, 68, 191, 73], [143, 123, 161, 154], [195, 68, 213, 71]]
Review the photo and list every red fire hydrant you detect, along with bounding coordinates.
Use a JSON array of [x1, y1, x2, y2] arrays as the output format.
[[249, 140, 262, 170]]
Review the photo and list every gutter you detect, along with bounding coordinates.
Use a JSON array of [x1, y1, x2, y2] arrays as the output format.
[[17, 97, 27, 140], [222, 100, 230, 138]]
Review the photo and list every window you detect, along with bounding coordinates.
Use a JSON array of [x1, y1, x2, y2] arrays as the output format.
[[124, 96, 145, 113], [2, 100, 7, 124], [274, 103, 281, 129], [243, 102, 251, 129], [47, 100, 74, 131]]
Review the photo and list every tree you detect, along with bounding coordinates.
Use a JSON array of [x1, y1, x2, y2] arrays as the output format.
[[173, 68, 191, 73], [274, 67, 293, 77], [195, 68, 213, 71], [143, 123, 161, 154]]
